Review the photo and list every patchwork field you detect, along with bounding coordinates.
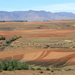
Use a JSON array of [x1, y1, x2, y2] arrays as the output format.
[[0, 20, 75, 74], [1, 49, 75, 67]]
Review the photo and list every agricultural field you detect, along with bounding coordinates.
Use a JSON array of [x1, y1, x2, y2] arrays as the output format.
[[0, 19, 75, 75]]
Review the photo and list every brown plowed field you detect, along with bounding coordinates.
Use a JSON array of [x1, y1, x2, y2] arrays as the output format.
[[0, 29, 75, 38], [0, 49, 75, 67]]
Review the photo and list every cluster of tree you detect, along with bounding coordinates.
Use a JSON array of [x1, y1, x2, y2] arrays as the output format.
[[6, 36, 22, 44], [0, 37, 6, 40], [0, 60, 29, 71], [12, 20, 28, 22], [0, 20, 28, 22], [43, 20, 51, 22], [0, 21, 6, 22]]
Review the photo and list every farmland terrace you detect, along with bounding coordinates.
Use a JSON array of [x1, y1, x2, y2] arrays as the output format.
[[0, 19, 75, 68]]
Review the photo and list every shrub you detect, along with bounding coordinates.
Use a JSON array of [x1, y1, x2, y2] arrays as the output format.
[[0, 60, 29, 71], [46, 67, 50, 71], [39, 71, 43, 73], [0, 69, 2, 72], [6, 36, 22, 44], [22, 62, 29, 70], [51, 70, 54, 72], [7, 66, 13, 71], [0, 37, 6, 40], [36, 67, 41, 70]]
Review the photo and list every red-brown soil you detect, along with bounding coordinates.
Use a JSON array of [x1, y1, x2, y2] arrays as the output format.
[[0, 49, 75, 67], [0, 29, 75, 38], [13, 54, 24, 60], [0, 20, 75, 38]]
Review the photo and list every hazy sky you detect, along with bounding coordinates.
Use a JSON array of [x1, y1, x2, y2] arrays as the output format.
[[0, 0, 75, 13]]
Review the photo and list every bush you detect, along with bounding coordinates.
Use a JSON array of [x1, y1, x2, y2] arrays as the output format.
[[7, 66, 13, 71], [46, 67, 50, 71], [51, 70, 54, 72], [36, 67, 41, 70], [6, 36, 22, 44], [22, 62, 29, 70], [0, 69, 2, 72], [39, 71, 43, 73], [0, 37, 6, 40], [0, 60, 29, 71]]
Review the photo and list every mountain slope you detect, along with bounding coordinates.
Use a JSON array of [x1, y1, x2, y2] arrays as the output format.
[[0, 10, 75, 21]]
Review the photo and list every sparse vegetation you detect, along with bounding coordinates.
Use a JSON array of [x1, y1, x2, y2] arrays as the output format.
[[36, 67, 41, 70], [30, 67, 35, 70], [0, 37, 6, 40], [51, 70, 54, 72], [46, 67, 50, 71], [0, 60, 29, 71], [39, 71, 43, 73], [6, 36, 22, 44]]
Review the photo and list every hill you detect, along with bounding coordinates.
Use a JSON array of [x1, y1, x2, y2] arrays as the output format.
[[0, 10, 75, 21], [0, 19, 75, 74]]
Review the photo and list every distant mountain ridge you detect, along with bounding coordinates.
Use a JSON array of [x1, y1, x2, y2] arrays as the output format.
[[0, 10, 75, 21]]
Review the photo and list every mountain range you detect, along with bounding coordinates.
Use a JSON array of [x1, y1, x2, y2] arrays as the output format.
[[0, 10, 75, 21]]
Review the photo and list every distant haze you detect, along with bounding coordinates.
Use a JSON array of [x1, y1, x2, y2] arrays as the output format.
[[0, 10, 75, 21]]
